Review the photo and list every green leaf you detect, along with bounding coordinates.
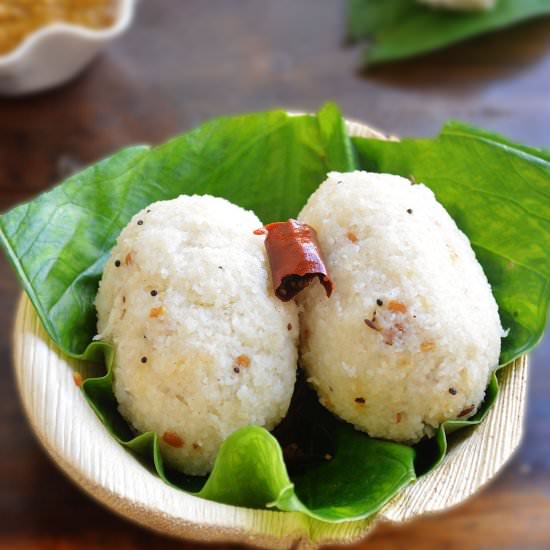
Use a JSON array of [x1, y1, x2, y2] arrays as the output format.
[[0, 103, 352, 357], [346, 0, 550, 66], [198, 427, 298, 509], [353, 124, 550, 472], [1, 103, 417, 522], [0, 146, 151, 354], [353, 125, 550, 364], [286, 416, 416, 522], [82, 350, 415, 522], [441, 120, 550, 163], [1, 104, 547, 523]]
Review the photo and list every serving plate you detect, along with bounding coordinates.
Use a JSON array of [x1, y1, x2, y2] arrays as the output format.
[[12, 120, 528, 548]]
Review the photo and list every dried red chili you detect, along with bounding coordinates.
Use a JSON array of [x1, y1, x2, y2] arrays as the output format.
[[261, 219, 333, 302]]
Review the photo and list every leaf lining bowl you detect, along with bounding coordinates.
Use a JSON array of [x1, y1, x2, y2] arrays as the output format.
[[12, 120, 528, 548]]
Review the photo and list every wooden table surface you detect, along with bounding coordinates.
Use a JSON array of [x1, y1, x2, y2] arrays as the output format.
[[1, 2, 549, 548]]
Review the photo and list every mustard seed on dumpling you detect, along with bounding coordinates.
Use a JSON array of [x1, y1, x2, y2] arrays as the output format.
[[297, 171, 503, 443], [95, 195, 298, 475]]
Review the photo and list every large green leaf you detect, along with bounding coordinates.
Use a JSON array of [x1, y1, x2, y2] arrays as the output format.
[[1, 104, 548, 523], [0, 103, 416, 523], [81, 349, 416, 522], [0, 146, 150, 355], [353, 124, 550, 364], [353, 123, 550, 473], [347, 0, 550, 66], [441, 120, 550, 163], [0, 104, 352, 357]]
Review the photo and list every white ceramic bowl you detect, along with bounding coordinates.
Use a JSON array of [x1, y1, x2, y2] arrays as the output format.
[[11, 120, 528, 548], [0, 0, 136, 95]]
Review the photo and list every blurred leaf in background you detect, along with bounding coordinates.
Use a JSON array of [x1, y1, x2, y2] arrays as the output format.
[[347, 0, 550, 66]]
